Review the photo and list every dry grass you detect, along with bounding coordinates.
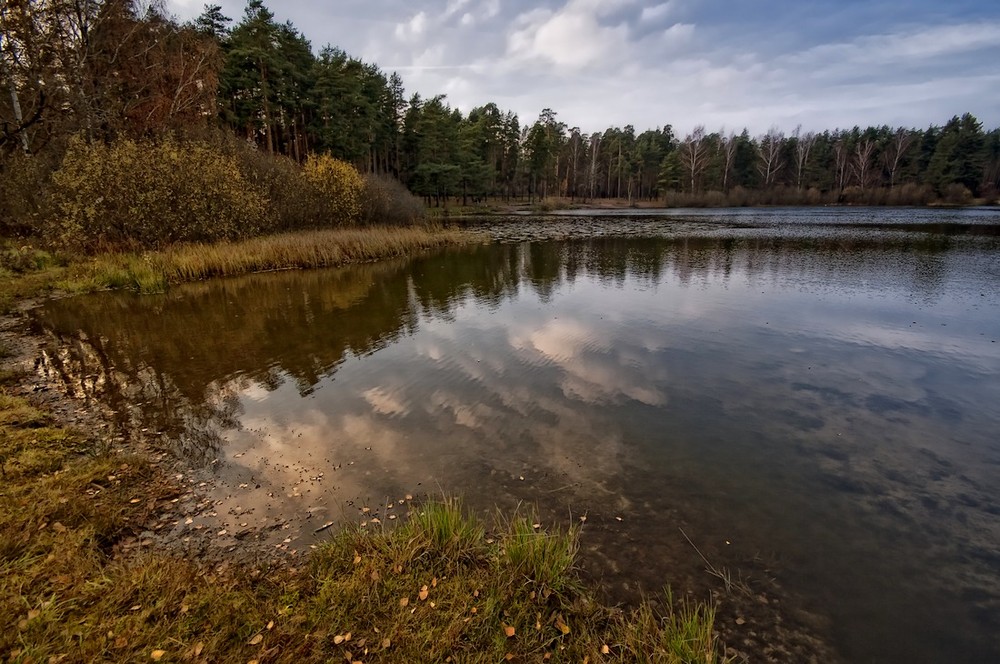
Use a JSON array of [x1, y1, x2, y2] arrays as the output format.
[[71, 226, 480, 294]]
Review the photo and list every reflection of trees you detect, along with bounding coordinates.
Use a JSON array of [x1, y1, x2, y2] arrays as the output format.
[[31, 234, 970, 467]]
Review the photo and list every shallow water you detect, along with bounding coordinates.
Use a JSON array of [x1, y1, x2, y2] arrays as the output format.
[[31, 208, 1000, 662]]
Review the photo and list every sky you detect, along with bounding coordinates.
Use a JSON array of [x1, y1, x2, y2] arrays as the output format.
[[164, 0, 1000, 136]]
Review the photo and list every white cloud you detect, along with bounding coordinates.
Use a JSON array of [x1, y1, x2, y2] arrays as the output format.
[[640, 1, 674, 22], [507, 1, 631, 69], [394, 11, 428, 41]]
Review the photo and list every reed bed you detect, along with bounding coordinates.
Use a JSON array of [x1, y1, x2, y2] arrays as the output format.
[[66, 226, 481, 294]]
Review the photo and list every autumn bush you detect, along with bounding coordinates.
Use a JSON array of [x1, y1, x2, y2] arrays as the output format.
[[50, 136, 267, 249], [302, 153, 364, 226], [0, 150, 58, 238], [361, 173, 426, 225]]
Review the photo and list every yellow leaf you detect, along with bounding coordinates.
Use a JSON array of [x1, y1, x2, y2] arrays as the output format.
[[248, 634, 263, 646], [266, 621, 274, 630], [334, 635, 345, 645], [150, 650, 166, 661], [601, 644, 610, 654], [555, 616, 570, 635], [503, 623, 516, 638]]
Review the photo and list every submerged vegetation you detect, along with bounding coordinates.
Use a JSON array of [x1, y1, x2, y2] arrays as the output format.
[[0, 374, 725, 662]]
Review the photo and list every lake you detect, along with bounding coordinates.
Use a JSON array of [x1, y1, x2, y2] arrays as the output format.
[[30, 208, 1000, 662]]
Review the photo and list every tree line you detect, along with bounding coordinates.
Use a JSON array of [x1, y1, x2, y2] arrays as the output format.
[[2, 0, 999, 217]]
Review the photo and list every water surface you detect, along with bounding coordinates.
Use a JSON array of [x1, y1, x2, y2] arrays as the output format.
[[31, 209, 1000, 663]]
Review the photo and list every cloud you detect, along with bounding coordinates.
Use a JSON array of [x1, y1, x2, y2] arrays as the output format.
[[640, 1, 674, 22], [394, 11, 428, 41], [506, 1, 631, 69]]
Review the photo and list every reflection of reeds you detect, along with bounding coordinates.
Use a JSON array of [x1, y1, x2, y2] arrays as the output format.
[[65, 226, 481, 294]]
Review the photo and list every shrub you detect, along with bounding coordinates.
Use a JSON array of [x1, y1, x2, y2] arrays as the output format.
[[0, 150, 58, 238], [302, 153, 364, 226], [361, 173, 426, 225], [49, 136, 267, 250]]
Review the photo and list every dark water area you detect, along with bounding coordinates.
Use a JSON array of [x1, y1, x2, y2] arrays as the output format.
[[30, 209, 1000, 663]]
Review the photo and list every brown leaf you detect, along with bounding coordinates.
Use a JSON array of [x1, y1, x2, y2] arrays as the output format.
[[370, 569, 380, 582], [431, 577, 438, 588], [248, 634, 263, 646], [334, 635, 345, 645], [554, 616, 570, 635], [353, 553, 362, 565], [503, 623, 516, 638], [399, 597, 409, 607], [192, 642, 205, 657], [150, 650, 166, 661], [381, 638, 391, 649], [418, 586, 429, 601]]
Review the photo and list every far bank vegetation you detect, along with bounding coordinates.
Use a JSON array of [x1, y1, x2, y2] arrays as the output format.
[[1, 0, 999, 260]]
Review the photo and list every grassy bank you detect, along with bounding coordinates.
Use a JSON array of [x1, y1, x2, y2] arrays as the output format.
[[0, 375, 724, 662], [1, 225, 480, 307]]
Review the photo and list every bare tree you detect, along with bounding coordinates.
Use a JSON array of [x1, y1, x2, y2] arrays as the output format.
[[851, 138, 876, 191], [882, 128, 913, 189], [719, 129, 737, 193], [792, 125, 816, 189], [756, 126, 784, 188], [680, 124, 708, 193], [833, 138, 849, 191], [588, 133, 601, 201]]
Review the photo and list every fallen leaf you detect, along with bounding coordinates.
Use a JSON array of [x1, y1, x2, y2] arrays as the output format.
[[418, 586, 429, 601], [334, 635, 345, 645], [503, 624, 516, 638], [431, 577, 438, 588], [505, 654, 515, 661], [370, 569, 380, 582], [470, 607, 477, 614], [735, 617, 746, 625], [248, 634, 263, 645], [130, 499, 141, 504], [52, 522, 67, 534], [532, 523, 541, 529], [27, 609, 41, 620], [601, 644, 610, 654], [266, 621, 274, 630], [150, 650, 165, 661], [192, 642, 205, 657], [554, 616, 570, 635], [381, 638, 391, 648], [130, 605, 142, 612], [399, 597, 409, 607]]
